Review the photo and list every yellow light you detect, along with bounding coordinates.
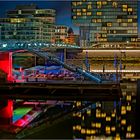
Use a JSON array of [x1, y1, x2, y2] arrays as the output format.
[[101, 113, 106, 118], [91, 129, 96, 134], [126, 95, 131, 101], [111, 113, 115, 117], [121, 119, 126, 125], [96, 123, 101, 128], [127, 105, 131, 111], [76, 125, 81, 131], [115, 136, 121, 140], [86, 129, 91, 135], [106, 116, 111, 121], [87, 109, 91, 115], [105, 126, 110, 131], [73, 126, 76, 130], [76, 101, 81, 107], [121, 110, 126, 115], [111, 126, 116, 131], [91, 123, 96, 127], [126, 132, 131, 138], [127, 126, 132, 132], [96, 12, 102, 16], [96, 113, 101, 118], [81, 128, 86, 134], [131, 133, 135, 138], [122, 4, 127, 8]]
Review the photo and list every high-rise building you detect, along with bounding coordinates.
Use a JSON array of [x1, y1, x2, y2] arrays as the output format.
[[72, 0, 138, 47], [0, 4, 55, 42], [55, 25, 68, 43]]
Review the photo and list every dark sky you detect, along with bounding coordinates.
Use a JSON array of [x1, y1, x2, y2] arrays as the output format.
[[0, 1, 79, 34], [0, 1, 140, 35]]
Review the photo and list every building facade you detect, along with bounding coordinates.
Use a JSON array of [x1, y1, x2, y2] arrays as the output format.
[[72, 0, 138, 47], [0, 4, 55, 42], [55, 25, 68, 43]]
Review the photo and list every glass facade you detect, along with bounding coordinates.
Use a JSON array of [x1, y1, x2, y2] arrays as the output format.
[[72, 0, 138, 47], [0, 4, 55, 42]]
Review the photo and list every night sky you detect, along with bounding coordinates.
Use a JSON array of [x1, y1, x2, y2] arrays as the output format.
[[0, 1, 140, 35]]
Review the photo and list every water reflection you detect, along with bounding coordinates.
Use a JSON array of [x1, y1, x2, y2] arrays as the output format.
[[73, 81, 136, 139]]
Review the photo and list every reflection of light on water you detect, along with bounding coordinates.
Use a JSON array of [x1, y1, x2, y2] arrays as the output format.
[[73, 79, 136, 139]]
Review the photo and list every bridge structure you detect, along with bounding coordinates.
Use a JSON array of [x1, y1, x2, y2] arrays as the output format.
[[0, 41, 102, 124], [0, 40, 102, 83], [0, 40, 121, 126], [0, 81, 121, 126]]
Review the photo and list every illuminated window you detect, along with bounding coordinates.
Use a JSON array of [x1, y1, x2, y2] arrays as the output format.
[[72, 2, 76, 6], [128, 19, 132, 22], [97, 19, 101, 22], [126, 105, 131, 111], [107, 23, 112, 27], [112, 2, 117, 8], [81, 129, 86, 134], [127, 126, 132, 132], [77, 1, 82, 5], [96, 12, 102, 16], [95, 123, 101, 128], [106, 116, 111, 121], [18, 10, 22, 14], [77, 12, 81, 16], [73, 16, 77, 19], [111, 126, 116, 131], [87, 12, 91, 16], [82, 9, 86, 12], [123, 8, 127, 12], [102, 1, 107, 5], [128, 8, 133, 12], [121, 119, 126, 125], [126, 95, 131, 101], [86, 129, 91, 134], [91, 129, 96, 134], [122, 5, 128, 8], [87, 4, 92, 9], [117, 19, 122, 22]]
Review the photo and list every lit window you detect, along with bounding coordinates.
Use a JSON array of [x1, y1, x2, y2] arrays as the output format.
[[73, 16, 77, 19], [128, 8, 133, 12], [87, 12, 91, 16], [112, 2, 117, 8], [128, 19, 132, 22], [97, 19, 101, 22], [127, 126, 132, 132], [72, 2, 76, 6], [81, 129, 86, 134], [82, 9, 86, 12], [106, 116, 111, 121], [77, 12, 81, 16], [123, 8, 127, 12], [107, 23, 112, 27], [96, 12, 102, 16], [117, 19, 122, 22], [122, 5, 127, 8], [87, 4, 92, 9], [121, 119, 126, 125]]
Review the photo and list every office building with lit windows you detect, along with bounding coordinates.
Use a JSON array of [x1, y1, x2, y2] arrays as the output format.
[[0, 4, 55, 42], [55, 25, 68, 43], [72, 0, 138, 47]]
